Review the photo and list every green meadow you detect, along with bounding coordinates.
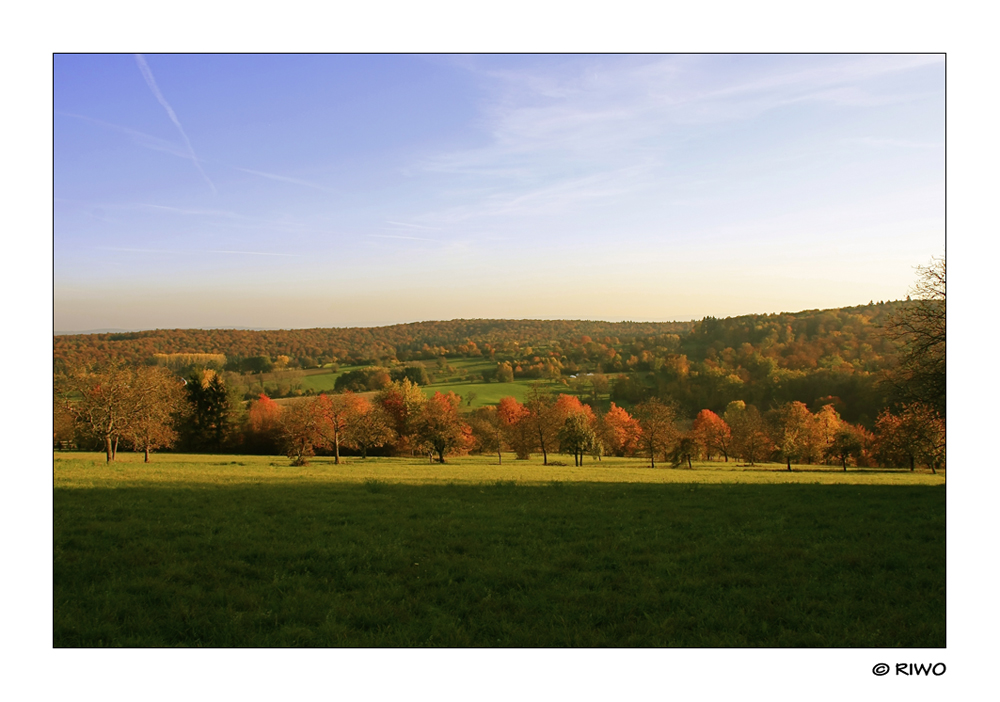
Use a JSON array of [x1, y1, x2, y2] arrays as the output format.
[[287, 360, 568, 407], [54, 453, 944, 647]]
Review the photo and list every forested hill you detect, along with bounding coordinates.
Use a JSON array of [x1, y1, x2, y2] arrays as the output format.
[[53, 319, 693, 369], [53, 302, 906, 374]]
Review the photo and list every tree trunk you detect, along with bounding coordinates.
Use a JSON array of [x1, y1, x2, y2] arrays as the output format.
[[105, 436, 114, 463], [842, 457, 847, 471], [497, 447, 502, 465], [437, 448, 445, 464], [334, 432, 340, 464], [787, 457, 791, 472], [541, 447, 548, 465], [723, 452, 728, 462], [112, 436, 119, 461], [687, 455, 692, 469], [909, 456, 915, 471], [144, 445, 150, 463]]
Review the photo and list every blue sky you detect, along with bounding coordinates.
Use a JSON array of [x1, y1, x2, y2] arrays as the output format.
[[54, 53, 944, 331]]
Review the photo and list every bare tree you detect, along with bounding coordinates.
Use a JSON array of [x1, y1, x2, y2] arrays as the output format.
[[886, 256, 945, 416], [63, 360, 137, 463]]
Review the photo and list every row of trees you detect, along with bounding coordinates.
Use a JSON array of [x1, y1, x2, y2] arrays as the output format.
[[58, 361, 184, 462], [58, 359, 943, 473]]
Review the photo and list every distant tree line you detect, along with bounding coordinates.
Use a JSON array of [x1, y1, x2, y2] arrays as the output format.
[[54, 258, 943, 469]]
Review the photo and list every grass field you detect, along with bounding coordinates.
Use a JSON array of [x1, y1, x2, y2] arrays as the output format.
[[54, 453, 945, 647], [290, 363, 570, 408], [419, 378, 565, 407]]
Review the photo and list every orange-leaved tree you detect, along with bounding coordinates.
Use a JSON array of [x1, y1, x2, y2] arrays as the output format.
[[598, 402, 641, 457], [342, 394, 396, 459], [415, 391, 473, 463], [497, 396, 533, 459], [691, 408, 731, 462], [247, 393, 283, 454]]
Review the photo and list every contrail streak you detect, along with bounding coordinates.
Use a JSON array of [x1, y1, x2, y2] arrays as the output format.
[[368, 234, 439, 242], [135, 54, 217, 194], [98, 246, 300, 257], [234, 167, 338, 193]]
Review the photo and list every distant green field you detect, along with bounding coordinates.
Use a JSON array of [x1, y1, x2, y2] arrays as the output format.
[[299, 369, 343, 393], [274, 361, 571, 406], [54, 453, 943, 647], [420, 378, 566, 407]]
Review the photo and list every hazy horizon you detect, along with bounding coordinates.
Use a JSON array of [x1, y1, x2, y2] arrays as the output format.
[[55, 54, 944, 331]]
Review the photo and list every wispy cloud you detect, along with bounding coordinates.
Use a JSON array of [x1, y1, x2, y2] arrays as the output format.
[[384, 220, 443, 231], [405, 54, 942, 231], [97, 246, 300, 257], [135, 54, 216, 194], [232, 167, 338, 193], [368, 234, 439, 242], [58, 112, 337, 198], [56, 111, 194, 160], [841, 136, 943, 149]]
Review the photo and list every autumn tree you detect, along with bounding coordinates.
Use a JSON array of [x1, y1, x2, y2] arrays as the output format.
[[375, 378, 426, 455], [558, 413, 597, 466], [767, 401, 814, 471], [247, 393, 283, 454], [589, 373, 610, 401], [598, 403, 642, 457], [342, 396, 396, 459], [886, 256, 946, 416], [725, 401, 773, 466], [497, 396, 534, 460], [62, 360, 133, 462], [280, 397, 330, 466], [524, 384, 563, 465], [495, 361, 514, 383], [315, 391, 363, 464], [811, 404, 844, 465], [634, 398, 679, 468], [123, 365, 185, 462], [872, 410, 904, 468], [875, 403, 945, 472], [691, 409, 731, 462], [825, 425, 865, 471], [670, 435, 698, 469], [902, 403, 945, 473], [415, 391, 473, 463], [468, 405, 506, 464]]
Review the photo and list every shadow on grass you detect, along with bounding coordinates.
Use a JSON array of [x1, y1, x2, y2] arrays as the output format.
[[54, 482, 944, 647]]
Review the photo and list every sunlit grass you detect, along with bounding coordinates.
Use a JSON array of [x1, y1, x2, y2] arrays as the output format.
[[54, 452, 946, 489]]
